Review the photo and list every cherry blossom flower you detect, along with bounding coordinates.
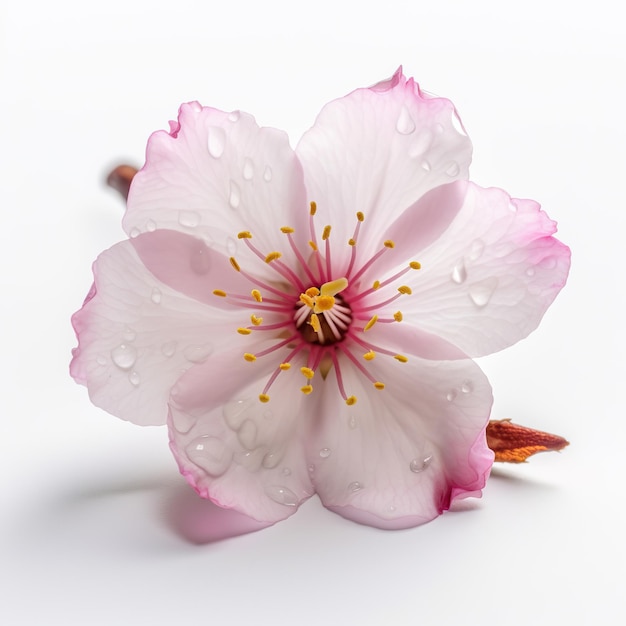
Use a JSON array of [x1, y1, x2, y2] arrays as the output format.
[[70, 68, 570, 530]]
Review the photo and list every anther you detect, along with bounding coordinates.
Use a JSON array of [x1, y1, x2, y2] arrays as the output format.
[[374, 382, 385, 390], [213, 289, 227, 297], [364, 315, 378, 331], [322, 225, 331, 241], [348, 238, 356, 246], [314, 295, 335, 312], [356, 211, 364, 222], [230, 257, 241, 272], [310, 201, 317, 216], [250, 314, 263, 326], [394, 354, 408, 363], [309, 241, 318, 251], [384, 240, 395, 248], [300, 367, 315, 379], [410, 261, 421, 270], [397, 285, 412, 295], [305, 287, 320, 298], [265, 251, 282, 263], [393, 311, 403, 322], [279, 363, 291, 371], [371, 280, 380, 290], [300, 293, 315, 308], [363, 350, 376, 361], [309, 313, 321, 333], [237, 231, 252, 239], [345, 396, 357, 406], [259, 394, 270, 403], [301, 385, 313, 395], [320, 277, 348, 296], [280, 226, 295, 234], [237, 328, 252, 335], [244, 353, 257, 362], [251, 289, 262, 302]]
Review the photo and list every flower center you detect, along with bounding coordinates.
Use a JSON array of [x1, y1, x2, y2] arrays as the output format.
[[212, 201, 421, 405]]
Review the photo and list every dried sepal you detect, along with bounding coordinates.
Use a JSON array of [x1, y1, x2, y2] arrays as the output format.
[[487, 419, 569, 463]]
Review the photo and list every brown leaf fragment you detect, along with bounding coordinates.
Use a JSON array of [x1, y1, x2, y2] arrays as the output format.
[[486, 419, 569, 463], [106, 164, 138, 201]]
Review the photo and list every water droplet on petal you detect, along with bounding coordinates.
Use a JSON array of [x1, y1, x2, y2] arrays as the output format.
[[242, 158, 254, 181], [460, 380, 473, 393], [421, 160, 431, 171], [468, 239, 485, 261], [111, 344, 137, 370], [410, 455, 433, 473], [228, 180, 241, 209], [150, 287, 162, 304], [319, 448, 331, 458], [262, 452, 282, 469], [446, 389, 457, 402], [263, 166, 272, 182], [265, 485, 298, 507], [161, 341, 177, 357], [223, 397, 254, 430], [445, 161, 460, 177], [468, 278, 498, 308], [228, 110, 240, 122], [178, 210, 200, 228], [129, 371, 140, 386], [186, 435, 231, 477], [526, 267, 536, 277], [237, 419, 258, 450], [207, 126, 226, 158], [308, 464, 315, 473], [396, 105, 415, 134], [282, 467, 291, 476], [348, 481, 363, 492], [183, 343, 213, 363], [451, 260, 467, 284], [129, 227, 141, 238], [539, 256, 557, 270]]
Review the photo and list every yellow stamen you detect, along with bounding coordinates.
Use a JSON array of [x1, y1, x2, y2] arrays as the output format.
[[230, 257, 241, 272], [250, 314, 263, 326], [314, 295, 335, 313], [251, 289, 262, 302], [374, 382, 385, 390], [410, 261, 421, 270], [300, 293, 315, 308], [309, 241, 318, 251], [237, 328, 252, 335], [384, 240, 395, 248], [279, 363, 291, 371], [309, 313, 321, 333], [310, 201, 317, 216], [237, 231, 252, 239], [244, 353, 257, 362], [259, 393, 270, 403], [393, 311, 403, 322], [322, 225, 331, 241], [300, 367, 315, 379], [348, 238, 356, 246], [356, 211, 364, 222], [301, 385, 313, 395], [305, 287, 320, 297], [213, 289, 227, 297], [345, 396, 357, 406], [371, 280, 380, 290], [363, 350, 376, 361], [364, 315, 378, 331], [394, 354, 408, 363], [280, 226, 295, 234], [320, 277, 348, 297], [265, 251, 282, 263], [398, 285, 412, 295]]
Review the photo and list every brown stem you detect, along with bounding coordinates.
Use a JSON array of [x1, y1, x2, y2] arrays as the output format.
[[106, 164, 138, 201]]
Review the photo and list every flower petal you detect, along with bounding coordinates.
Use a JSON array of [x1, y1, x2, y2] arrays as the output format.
[[296, 68, 472, 267], [379, 181, 571, 357], [168, 352, 318, 523], [124, 103, 310, 272], [308, 353, 493, 529], [70, 236, 260, 425]]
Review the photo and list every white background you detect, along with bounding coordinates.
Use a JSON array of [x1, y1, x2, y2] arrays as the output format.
[[1, 1, 624, 624]]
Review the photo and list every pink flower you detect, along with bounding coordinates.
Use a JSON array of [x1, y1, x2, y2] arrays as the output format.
[[70, 68, 570, 530]]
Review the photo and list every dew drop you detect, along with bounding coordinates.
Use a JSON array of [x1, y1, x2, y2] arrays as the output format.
[[308, 464, 315, 473], [129, 371, 140, 387], [319, 448, 331, 458], [242, 158, 254, 181], [468, 239, 485, 261], [146, 219, 157, 232], [228, 110, 241, 122], [228, 180, 241, 209], [207, 126, 226, 158], [526, 267, 536, 277], [223, 398, 254, 430], [262, 452, 282, 469], [460, 380, 474, 394], [170, 409, 194, 434], [183, 343, 213, 363], [178, 210, 200, 228], [265, 485, 298, 507], [111, 344, 137, 370], [445, 161, 460, 177], [186, 435, 231, 477], [396, 106, 416, 134], [129, 227, 140, 238], [161, 341, 177, 357], [263, 166, 273, 182], [421, 160, 431, 171], [237, 419, 258, 450], [539, 256, 557, 270], [468, 278, 498, 308], [410, 455, 432, 473], [151, 287, 162, 304], [282, 467, 291, 476], [446, 389, 457, 402], [451, 260, 467, 284], [348, 481, 363, 492]]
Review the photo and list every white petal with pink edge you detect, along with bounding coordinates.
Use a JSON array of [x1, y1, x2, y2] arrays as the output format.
[[296, 68, 472, 269], [168, 351, 319, 523], [124, 103, 310, 277], [378, 181, 571, 357], [307, 352, 493, 529]]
